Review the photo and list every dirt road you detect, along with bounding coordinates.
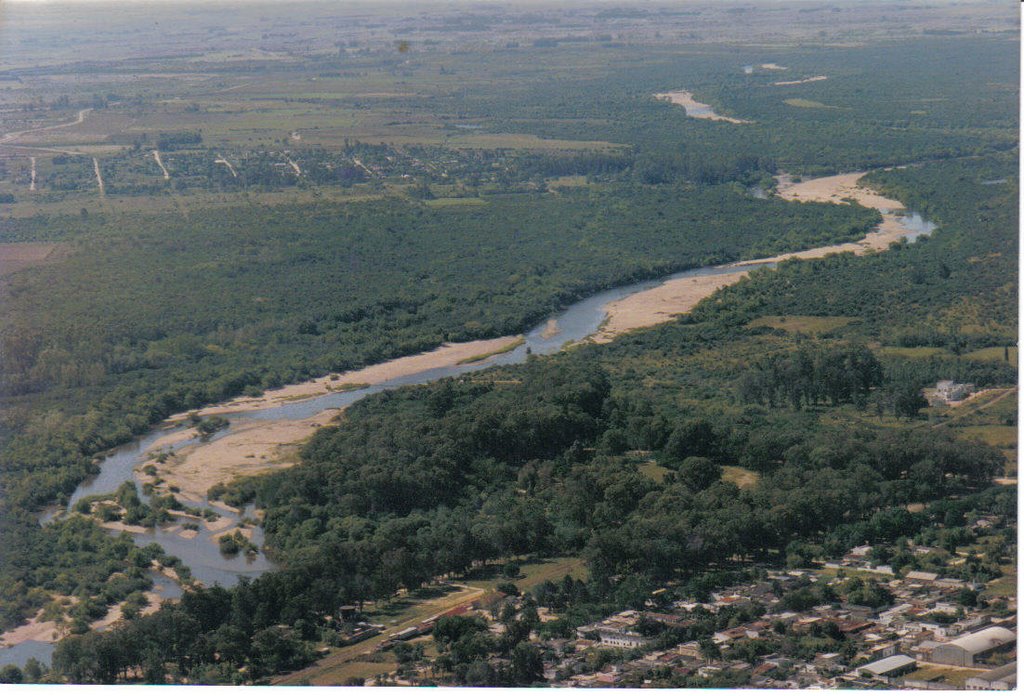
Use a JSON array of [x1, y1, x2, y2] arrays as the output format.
[[152, 150, 170, 179], [214, 155, 238, 177], [93, 157, 105, 195]]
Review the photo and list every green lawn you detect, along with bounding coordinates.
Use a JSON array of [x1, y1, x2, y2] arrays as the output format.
[[464, 556, 588, 593]]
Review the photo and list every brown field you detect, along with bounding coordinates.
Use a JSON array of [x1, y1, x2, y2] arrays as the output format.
[[0, 242, 62, 275]]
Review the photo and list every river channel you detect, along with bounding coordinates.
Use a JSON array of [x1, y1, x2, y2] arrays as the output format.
[[0, 203, 935, 668]]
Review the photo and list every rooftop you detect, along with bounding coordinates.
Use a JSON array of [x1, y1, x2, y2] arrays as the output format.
[[859, 654, 916, 676], [947, 626, 1015, 653]]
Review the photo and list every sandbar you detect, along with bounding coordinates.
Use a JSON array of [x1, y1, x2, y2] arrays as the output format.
[[776, 171, 904, 211], [540, 319, 560, 339], [593, 271, 750, 343], [773, 75, 828, 86], [593, 172, 916, 342], [172, 336, 522, 418], [654, 90, 751, 124], [0, 611, 62, 647], [157, 409, 341, 503]]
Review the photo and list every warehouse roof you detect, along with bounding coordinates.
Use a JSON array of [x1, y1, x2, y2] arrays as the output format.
[[860, 654, 916, 676], [947, 627, 1016, 654]]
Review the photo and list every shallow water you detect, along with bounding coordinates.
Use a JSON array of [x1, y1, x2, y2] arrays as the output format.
[[0, 640, 54, 670]]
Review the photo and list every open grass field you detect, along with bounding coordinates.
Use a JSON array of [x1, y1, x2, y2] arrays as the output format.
[[423, 197, 488, 209], [903, 665, 985, 688], [982, 563, 1017, 600], [0, 242, 63, 276], [638, 460, 672, 484], [463, 557, 588, 594], [963, 346, 1018, 363], [783, 98, 837, 109], [876, 346, 951, 359], [722, 465, 761, 490], [747, 315, 856, 334], [927, 388, 1018, 473], [957, 425, 1017, 449]]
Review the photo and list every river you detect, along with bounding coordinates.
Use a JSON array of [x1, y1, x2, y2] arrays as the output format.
[[0, 183, 936, 668]]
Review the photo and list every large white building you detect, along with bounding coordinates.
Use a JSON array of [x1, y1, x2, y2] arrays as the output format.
[[930, 627, 1016, 667], [935, 380, 974, 403]]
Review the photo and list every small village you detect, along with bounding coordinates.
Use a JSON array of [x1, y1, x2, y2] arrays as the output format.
[[321, 509, 1015, 690]]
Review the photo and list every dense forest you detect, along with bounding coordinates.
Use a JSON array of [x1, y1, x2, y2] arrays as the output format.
[[0, 186, 878, 512], [471, 39, 1017, 183], [34, 152, 1017, 684]]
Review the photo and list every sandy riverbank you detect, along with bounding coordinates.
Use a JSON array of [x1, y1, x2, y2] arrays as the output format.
[[154, 409, 341, 505], [592, 271, 751, 343], [592, 172, 915, 342], [0, 611, 62, 648], [654, 90, 751, 124], [776, 171, 904, 211], [173, 336, 522, 419]]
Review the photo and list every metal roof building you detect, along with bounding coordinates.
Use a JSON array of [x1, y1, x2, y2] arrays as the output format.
[[858, 654, 917, 679], [931, 627, 1016, 667], [966, 662, 1016, 690]]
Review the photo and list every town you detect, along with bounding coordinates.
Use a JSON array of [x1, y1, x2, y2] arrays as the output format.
[[293, 501, 1015, 689]]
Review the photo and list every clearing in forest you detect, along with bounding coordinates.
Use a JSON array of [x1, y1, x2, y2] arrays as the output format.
[[722, 466, 761, 489], [784, 98, 837, 109], [746, 315, 857, 334], [0, 242, 61, 275]]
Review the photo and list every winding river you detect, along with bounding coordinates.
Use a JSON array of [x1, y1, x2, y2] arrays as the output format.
[[0, 178, 936, 668]]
